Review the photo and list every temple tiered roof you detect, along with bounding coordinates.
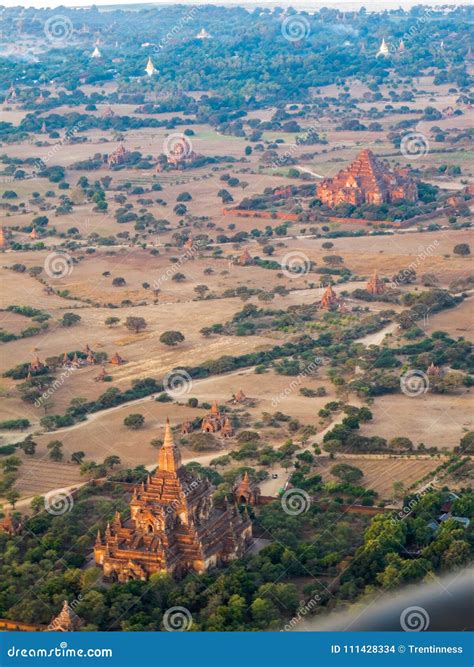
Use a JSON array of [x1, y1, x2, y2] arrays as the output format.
[[94, 418, 251, 581], [317, 149, 418, 207]]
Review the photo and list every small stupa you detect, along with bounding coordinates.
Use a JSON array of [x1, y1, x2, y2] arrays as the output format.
[[145, 56, 156, 77], [376, 38, 390, 58]]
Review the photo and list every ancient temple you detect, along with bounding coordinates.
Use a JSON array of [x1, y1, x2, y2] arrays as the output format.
[[196, 28, 212, 39], [0, 226, 6, 248], [201, 401, 234, 437], [145, 56, 156, 77], [319, 285, 340, 310], [427, 362, 442, 377], [94, 364, 107, 382], [317, 149, 418, 207], [110, 351, 126, 365], [366, 270, 385, 295], [234, 248, 253, 266], [47, 601, 83, 632], [94, 419, 251, 581], [107, 143, 127, 167], [30, 354, 44, 371], [91, 46, 102, 59], [234, 472, 261, 506], [376, 38, 390, 57]]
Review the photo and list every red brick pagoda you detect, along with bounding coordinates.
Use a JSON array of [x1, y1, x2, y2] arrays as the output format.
[[94, 419, 251, 581], [317, 149, 418, 207]]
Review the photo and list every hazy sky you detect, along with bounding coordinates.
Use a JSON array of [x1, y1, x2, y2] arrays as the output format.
[[0, 0, 447, 9]]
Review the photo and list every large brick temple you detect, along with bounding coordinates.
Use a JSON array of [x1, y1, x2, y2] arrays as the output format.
[[94, 419, 252, 581], [317, 149, 418, 207]]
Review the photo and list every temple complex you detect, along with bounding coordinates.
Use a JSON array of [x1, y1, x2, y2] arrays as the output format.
[[47, 601, 83, 632], [94, 419, 252, 580], [317, 149, 418, 207], [366, 270, 385, 295], [201, 401, 234, 437]]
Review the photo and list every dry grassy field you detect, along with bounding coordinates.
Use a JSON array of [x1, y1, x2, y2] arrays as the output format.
[[1, 68, 472, 508]]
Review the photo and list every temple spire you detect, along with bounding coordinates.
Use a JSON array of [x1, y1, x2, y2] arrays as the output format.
[[158, 418, 182, 473]]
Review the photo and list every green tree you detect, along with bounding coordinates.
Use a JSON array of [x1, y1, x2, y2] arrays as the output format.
[[160, 330, 185, 346], [47, 440, 63, 461], [123, 414, 145, 430]]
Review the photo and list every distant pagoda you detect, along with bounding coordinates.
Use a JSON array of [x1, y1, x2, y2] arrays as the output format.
[[319, 284, 340, 310], [376, 38, 390, 57], [366, 270, 385, 295], [196, 28, 212, 40], [91, 46, 102, 59], [145, 57, 156, 77], [94, 419, 251, 580]]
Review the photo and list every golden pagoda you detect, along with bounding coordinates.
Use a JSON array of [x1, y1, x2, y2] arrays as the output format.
[[376, 38, 390, 58], [145, 57, 156, 77]]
